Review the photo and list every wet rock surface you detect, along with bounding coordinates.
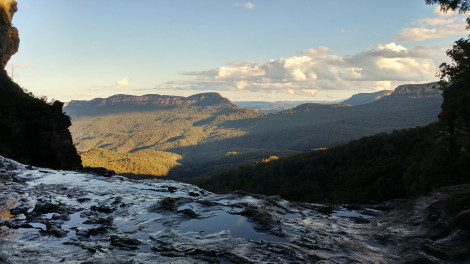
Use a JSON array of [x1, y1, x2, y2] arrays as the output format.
[[1, 155, 469, 263]]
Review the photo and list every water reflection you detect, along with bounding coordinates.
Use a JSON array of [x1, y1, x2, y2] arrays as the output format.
[[178, 210, 287, 242]]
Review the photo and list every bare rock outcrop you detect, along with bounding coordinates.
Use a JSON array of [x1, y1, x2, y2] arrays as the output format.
[[0, 0, 82, 169], [0, 0, 19, 68]]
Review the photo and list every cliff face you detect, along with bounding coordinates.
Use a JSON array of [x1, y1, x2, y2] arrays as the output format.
[[68, 92, 231, 107], [65, 92, 235, 118], [0, 0, 19, 68], [390, 82, 441, 99], [0, 74, 82, 170], [0, 1, 82, 169]]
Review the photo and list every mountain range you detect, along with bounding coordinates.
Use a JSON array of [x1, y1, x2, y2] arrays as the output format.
[[65, 82, 442, 177]]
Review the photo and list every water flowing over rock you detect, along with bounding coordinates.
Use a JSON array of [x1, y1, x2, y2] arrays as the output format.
[[1, 155, 468, 263]]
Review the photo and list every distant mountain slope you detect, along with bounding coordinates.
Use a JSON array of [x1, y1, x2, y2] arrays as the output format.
[[235, 89, 399, 114], [342, 90, 393, 106], [65, 83, 442, 177], [234, 101, 316, 113], [280, 103, 351, 114]]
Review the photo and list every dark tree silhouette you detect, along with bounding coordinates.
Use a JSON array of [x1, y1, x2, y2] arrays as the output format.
[[426, 0, 470, 155]]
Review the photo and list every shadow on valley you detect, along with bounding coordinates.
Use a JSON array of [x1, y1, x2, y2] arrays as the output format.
[[65, 82, 459, 204], [183, 122, 469, 204], [165, 93, 443, 178]]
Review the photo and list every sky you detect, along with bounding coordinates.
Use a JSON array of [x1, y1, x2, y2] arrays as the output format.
[[6, 0, 469, 102]]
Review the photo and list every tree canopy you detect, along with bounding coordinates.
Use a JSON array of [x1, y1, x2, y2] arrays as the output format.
[[426, 0, 470, 26], [426, 0, 470, 156]]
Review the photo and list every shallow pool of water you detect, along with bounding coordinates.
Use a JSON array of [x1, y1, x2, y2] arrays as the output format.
[[178, 210, 287, 242]]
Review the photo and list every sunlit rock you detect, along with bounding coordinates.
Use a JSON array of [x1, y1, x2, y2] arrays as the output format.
[[0, 0, 19, 69]]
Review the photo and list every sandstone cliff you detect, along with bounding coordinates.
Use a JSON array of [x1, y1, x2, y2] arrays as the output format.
[[0, 0, 19, 68], [68, 92, 231, 108], [391, 82, 441, 99], [0, 0, 82, 169], [64, 92, 235, 118]]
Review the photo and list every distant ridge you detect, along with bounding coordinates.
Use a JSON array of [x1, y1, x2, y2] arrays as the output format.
[[342, 90, 393, 106], [389, 82, 440, 99], [68, 92, 230, 107], [65, 92, 235, 117], [67, 81, 443, 178], [281, 82, 441, 114]]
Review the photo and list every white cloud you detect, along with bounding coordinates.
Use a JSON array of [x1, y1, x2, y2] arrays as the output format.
[[116, 78, 130, 89], [235, 2, 256, 10], [396, 7, 467, 42], [172, 43, 438, 98], [243, 2, 255, 9], [375, 81, 392, 91]]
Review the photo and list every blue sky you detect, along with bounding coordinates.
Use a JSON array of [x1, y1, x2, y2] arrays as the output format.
[[7, 0, 469, 102]]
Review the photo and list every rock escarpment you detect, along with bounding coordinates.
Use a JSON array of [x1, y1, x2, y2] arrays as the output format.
[[68, 92, 231, 108], [0, 0, 19, 68], [65, 92, 235, 118], [390, 82, 441, 99], [0, 1, 82, 169]]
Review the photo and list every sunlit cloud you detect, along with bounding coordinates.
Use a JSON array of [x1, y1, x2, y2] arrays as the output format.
[[396, 6, 467, 42], [116, 78, 130, 89], [375, 81, 393, 91], [151, 7, 461, 100], [235, 2, 256, 10], [172, 43, 439, 98]]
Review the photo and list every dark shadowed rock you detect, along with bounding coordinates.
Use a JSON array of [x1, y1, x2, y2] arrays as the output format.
[[0, 2, 82, 170]]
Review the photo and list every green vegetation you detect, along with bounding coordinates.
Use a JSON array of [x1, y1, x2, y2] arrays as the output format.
[[190, 123, 468, 203], [188, 124, 436, 203], [187, 0, 470, 203], [80, 148, 182, 176], [66, 83, 442, 178], [69, 104, 261, 153]]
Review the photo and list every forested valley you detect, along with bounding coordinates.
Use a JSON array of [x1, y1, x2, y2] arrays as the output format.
[[66, 82, 442, 180]]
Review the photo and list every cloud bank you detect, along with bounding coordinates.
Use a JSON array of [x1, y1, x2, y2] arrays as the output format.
[[153, 6, 466, 100], [396, 6, 467, 42], [175, 43, 438, 97]]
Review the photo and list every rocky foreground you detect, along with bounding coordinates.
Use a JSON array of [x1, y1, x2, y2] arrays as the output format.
[[0, 155, 468, 263]]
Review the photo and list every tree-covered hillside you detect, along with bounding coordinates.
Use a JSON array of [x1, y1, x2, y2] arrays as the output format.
[[190, 123, 469, 203], [66, 83, 442, 177], [80, 148, 182, 176]]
